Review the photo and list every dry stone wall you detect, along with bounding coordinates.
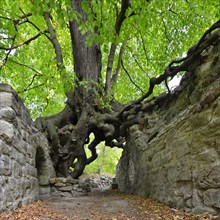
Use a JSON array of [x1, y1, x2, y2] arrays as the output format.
[[116, 44, 220, 215], [49, 176, 113, 198], [0, 43, 220, 215], [0, 84, 55, 212], [0, 84, 114, 213]]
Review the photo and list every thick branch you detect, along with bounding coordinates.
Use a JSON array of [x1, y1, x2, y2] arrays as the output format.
[[69, 1, 102, 83], [86, 138, 100, 164], [43, 12, 65, 72], [118, 19, 220, 117], [105, 0, 131, 95], [115, 0, 131, 35], [112, 44, 124, 85], [105, 137, 125, 148], [105, 43, 117, 94]]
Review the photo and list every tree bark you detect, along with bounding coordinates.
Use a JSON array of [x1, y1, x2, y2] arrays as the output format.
[[35, 2, 220, 179], [36, 0, 105, 178], [69, 1, 102, 83]]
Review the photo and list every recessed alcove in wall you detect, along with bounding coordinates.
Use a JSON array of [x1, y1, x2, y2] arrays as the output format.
[[35, 146, 48, 186]]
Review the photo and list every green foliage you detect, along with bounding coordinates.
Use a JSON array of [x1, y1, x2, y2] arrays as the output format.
[[84, 141, 123, 175], [0, 0, 219, 113], [0, 0, 74, 117], [111, 0, 219, 103], [0, 0, 219, 176]]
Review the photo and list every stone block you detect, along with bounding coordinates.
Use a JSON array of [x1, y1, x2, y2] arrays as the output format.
[[49, 178, 56, 185], [186, 198, 192, 208], [54, 182, 66, 187], [66, 176, 80, 185], [161, 152, 172, 164], [192, 206, 217, 216], [0, 84, 14, 93], [38, 175, 50, 186], [76, 187, 83, 192], [175, 143, 190, 159], [195, 148, 218, 163], [151, 155, 162, 168], [21, 178, 31, 190], [58, 186, 73, 192], [165, 128, 176, 146], [21, 196, 37, 207], [203, 189, 220, 209], [0, 92, 13, 108], [71, 191, 80, 197], [22, 164, 37, 177], [20, 129, 28, 141], [26, 143, 35, 158], [0, 188, 3, 201], [175, 183, 193, 200], [189, 112, 211, 129], [4, 188, 16, 204], [0, 201, 4, 212], [175, 197, 185, 208], [60, 192, 72, 197], [0, 139, 12, 155], [12, 139, 27, 155], [6, 177, 22, 201], [167, 168, 177, 183], [0, 155, 12, 176], [0, 176, 6, 188], [0, 120, 14, 143], [176, 170, 192, 182], [0, 107, 16, 124], [16, 152, 26, 166], [53, 177, 79, 185], [12, 160, 22, 178], [51, 191, 61, 197], [195, 166, 220, 189], [39, 186, 50, 195]]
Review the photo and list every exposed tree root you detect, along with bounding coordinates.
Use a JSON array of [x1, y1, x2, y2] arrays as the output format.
[[35, 20, 220, 179]]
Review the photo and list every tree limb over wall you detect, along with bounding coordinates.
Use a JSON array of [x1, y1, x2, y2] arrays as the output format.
[[36, 20, 220, 178]]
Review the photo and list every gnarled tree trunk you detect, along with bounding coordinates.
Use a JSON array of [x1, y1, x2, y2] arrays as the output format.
[[36, 1, 125, 178], [35, 1, 220, 179]]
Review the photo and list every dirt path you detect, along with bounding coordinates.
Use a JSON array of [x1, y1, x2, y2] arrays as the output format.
[[0, 189, 219, 219], [44, 189, 148, 220], [39, 189, 218, 220]]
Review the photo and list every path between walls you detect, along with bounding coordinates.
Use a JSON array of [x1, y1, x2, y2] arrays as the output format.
[[0, 188, 219, 220]]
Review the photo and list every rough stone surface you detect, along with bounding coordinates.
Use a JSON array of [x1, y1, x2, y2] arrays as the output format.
[[116, 44, 220, 215], [1, 42, 220, 216], [84, 175, 113, 189], [49, 176, 113, 198], [0, 84, 55, 212]]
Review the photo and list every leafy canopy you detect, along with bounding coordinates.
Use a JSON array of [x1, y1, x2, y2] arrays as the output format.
[[0, 0, 219, 117]]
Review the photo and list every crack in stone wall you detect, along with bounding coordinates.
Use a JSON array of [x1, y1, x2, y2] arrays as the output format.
[[116, 44, 220, 215]]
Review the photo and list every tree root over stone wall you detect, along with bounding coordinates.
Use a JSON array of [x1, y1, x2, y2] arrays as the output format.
[[35, 20, 220, 179]]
